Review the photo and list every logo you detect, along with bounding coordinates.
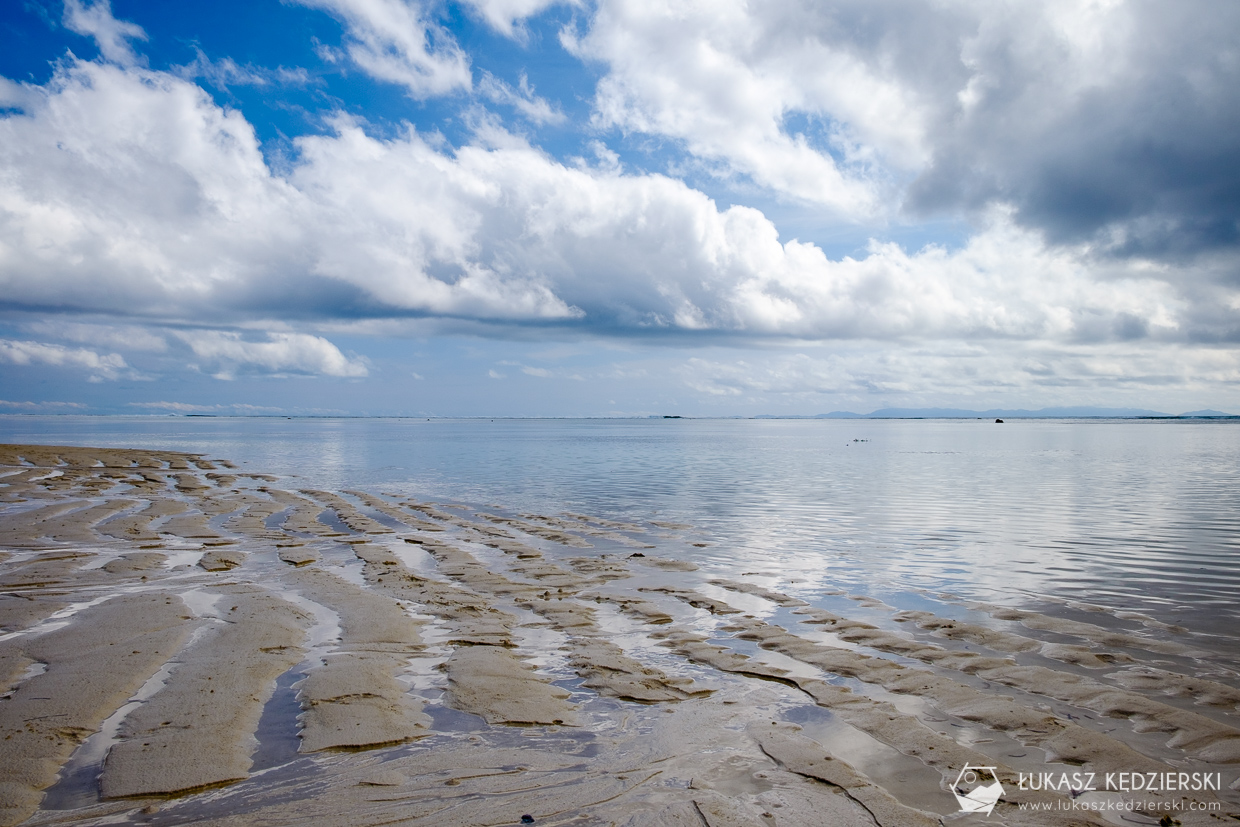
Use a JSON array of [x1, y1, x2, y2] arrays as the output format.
[[954, 764, 1004, 815]]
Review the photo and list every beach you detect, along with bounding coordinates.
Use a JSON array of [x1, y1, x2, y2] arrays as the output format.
[[2, 442, 1239, 826]]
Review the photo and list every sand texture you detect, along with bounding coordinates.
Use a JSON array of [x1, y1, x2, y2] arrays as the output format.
[[98, 585, 312, 798], [287, 565, 431, 751], [0, 443, 1238, 826], [443, 645, 579, 725], [0, 593, 194, 825]]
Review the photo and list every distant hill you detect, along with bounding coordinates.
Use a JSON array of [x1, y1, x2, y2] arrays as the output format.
[[757, 406, 1239, 419], [810, 406, 1176, 419]]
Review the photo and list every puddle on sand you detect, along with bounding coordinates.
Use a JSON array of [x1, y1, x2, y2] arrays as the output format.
[[389, 541, 444, 578], [0, 594, 114, 643], [177, 589, 223, 618], [781, 702, 957, 816], [315, 509, 358, 537], [263, 507, 292, 531], [425, 700, 488, 733], [322, 557, 368, 587], [160, 548, 204, 569], [245, 588, 343, 770], [250, 666, 305, 772], [0, 661, 47, 700], [419, 701, 603, 760], [273, 588, 343, 652], [399, 648, 450, 691], [40, 657, 185, 811]]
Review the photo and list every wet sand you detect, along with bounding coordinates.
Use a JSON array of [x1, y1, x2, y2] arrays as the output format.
[[1, 444, 1238, 825]]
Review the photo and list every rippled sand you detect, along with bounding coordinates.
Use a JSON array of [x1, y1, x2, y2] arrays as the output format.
[[1, 444, 1238, 826]]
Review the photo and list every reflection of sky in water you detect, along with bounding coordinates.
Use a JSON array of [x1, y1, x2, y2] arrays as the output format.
[[3, 415, 1239, 637]]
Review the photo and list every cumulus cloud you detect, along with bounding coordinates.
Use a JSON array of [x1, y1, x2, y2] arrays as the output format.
[[0, 59, 576, 324], [0, 60, 293, 314], [62, 0, 147, 66], [0, 55, 1234, 356], [296, 0, 471, 98], [0, 338, 127, 379], [906, 1, 1240, 257], [174, 331, 368, 379], [567, 0, 940, 214], [571, 0, 1240, 257]]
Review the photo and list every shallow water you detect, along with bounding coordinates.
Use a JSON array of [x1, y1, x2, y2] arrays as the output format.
[[3, 415, 1238, 645]]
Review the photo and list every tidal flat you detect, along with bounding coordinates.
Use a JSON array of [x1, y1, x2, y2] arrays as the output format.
[[1, 443, 1239, 826]]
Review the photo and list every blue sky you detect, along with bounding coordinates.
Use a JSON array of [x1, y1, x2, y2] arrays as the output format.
[[1, 0, 1238, 416]]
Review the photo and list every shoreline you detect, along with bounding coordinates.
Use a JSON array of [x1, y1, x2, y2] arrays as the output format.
[[1, 444, 1238, 826]]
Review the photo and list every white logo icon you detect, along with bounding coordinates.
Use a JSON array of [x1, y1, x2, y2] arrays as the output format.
[[953, 764, 1004, 815]]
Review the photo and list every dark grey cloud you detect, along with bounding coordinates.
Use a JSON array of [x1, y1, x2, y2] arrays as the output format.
[[906, 1, 1240, 261]]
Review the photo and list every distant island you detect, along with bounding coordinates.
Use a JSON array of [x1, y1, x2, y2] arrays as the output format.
[[755, 407, 1237, 419]]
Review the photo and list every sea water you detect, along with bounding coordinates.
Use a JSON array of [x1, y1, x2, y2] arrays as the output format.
[[3, 415, 1238, 649]]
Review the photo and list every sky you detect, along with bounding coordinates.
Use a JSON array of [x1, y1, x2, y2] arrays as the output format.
[[0, 0, 1238, 417]]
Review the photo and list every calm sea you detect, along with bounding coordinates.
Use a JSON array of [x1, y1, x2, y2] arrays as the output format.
[[3, 415, 1239, 648]]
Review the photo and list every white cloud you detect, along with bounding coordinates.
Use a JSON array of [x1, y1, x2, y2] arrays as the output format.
[[0, 399, 88, 410], [27, 322, 167, 352], [459, 0, 570, 39], [62, 0, 147, 66], [569, 0, 1240, 259], [174, 331, 368, 379], [0, 60, 293, 310], [678, 343, 1240, 411], [289, 116, 584, 320], [0, 56, 1231, 358], [0, 77, 38, 113], [567, 0, 929, 214], [478, 72, 565, 125], [127, 401, 285, 413], [0, 338, 127, 378], [296, 0, 471, 98], [0, 60, 577, 325], [0, 0, 1233, 412], [175, 49, 312, 91]]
